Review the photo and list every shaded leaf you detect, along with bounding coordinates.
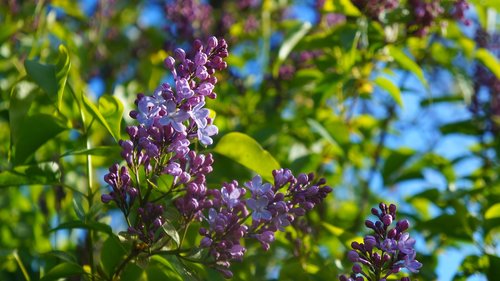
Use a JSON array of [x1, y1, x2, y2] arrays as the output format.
[[382, 147, 415, 185], [40, 262, 84, 281], [0, 163, 60, 187], [13, 113, 67, 165], [51, 220, 113, 236], [24, 45, 71, 110], [213, 132, 280, 182], [101, 235, 127, 277], [61, 146, 121, 157]]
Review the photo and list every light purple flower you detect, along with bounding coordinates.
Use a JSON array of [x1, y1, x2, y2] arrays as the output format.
[[136, 96, 162, 126], [398, 232, 416, 255], [197, 124, 218, 146], [175, 78, 194, 99], [403, 251, 422, 273], [189, 101, 210, 128], [159, 100, 189, 132], [272, 213, 291, 231], [245, 175, 272, 197], [221, 186, 241, 209], [246, 197, 272, 221]]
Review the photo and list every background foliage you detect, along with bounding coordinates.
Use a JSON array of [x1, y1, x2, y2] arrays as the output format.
[[1, 0, 500, 280]]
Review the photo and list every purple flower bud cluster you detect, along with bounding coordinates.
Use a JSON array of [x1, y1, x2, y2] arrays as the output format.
[[339, 203, 422, 281], [164, 0, 214, 49], [198, 170, 332, 278], [451, 0, 471, 26], [470, 29, 500, 130], [407, 0, 444, 37], [101, 36, 228, 245], [351, 0, 399, 21]]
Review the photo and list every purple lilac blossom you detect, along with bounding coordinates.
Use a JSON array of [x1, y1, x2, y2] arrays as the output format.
[[101, 36, 228, 245], [199, 170, 331, 277], [100, 36, 332, 279], [339, 203, 422, 281]]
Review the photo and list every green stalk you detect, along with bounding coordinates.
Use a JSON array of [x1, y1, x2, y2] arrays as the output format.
[[13, 250, 30, 281], [69, 85, 95, 281]]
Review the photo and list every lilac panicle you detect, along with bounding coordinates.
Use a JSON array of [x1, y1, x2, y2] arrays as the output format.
[[339, 203, 422, 281], [199, 170, 331, 277], [100, 36, 332, 279], [101, 36, 228, 245]]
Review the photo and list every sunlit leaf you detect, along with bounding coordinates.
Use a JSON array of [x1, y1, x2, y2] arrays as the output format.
[[273, 21, 312, 77], [374, 76, 403, 107], [485, 203, 500, 219], [161, 220, 180, 246], [476, 48, 500, 79], [388, 45, 427, 86], [82, 94, 119, 142], [99, 95, 124, 140], [213, 132, 280, 182]]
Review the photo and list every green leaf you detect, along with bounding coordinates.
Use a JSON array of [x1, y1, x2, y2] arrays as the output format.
[[41, 251, 78, 264], [99, 95, 124, 141], [475, 48, 500, 79], [24, 45, 71, 110], [51, 220, 114, 236], [381, 147, 415, 185], [101, 236, 127, 277], [121, 263, 145, 281], [388, 45, 427, 86], [82, 94, 119, 142], [61, 146, 121, 157], [55, 45, 71, 109], [323, 0, 361, 16], [24, 61, 57, 98], [9, 82, 37, 146], [440, 120, 482, 135], [488, 255, 500, 280], [273, 22, 312, 77], [0, 163, 60, 187], [147, 256, 183, 281], [0, 21, 22, 44], [306, 119, 344, 156], [213, 132, 280, 182], [40, 262, 85, 281], [14, 114, 67, 165], [161, 220, 180, 246], [374, 76, 403, 107], [485, 203, 500, 219]]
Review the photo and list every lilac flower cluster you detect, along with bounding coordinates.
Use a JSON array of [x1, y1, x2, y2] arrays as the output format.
[[351, 0, 399, 21], [407, 0, 444, 37], [164, 0, 214, 50], [100, 35, 331, 279], [101, 36, 228, 245], [198, 170, 332, 278], [451, 0, 471, 26], [339, 203, 422, 281]]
